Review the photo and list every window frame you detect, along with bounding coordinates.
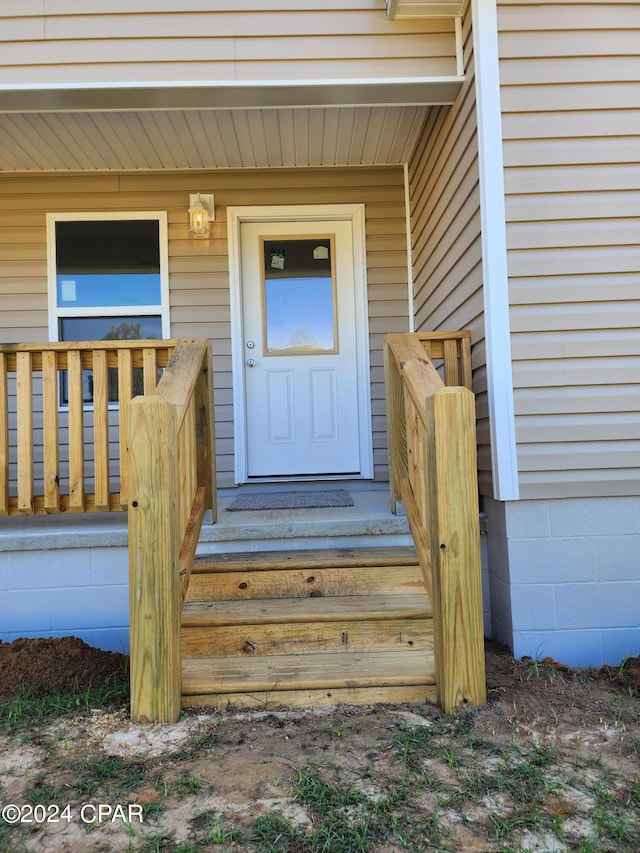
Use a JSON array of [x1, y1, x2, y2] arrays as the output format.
[[46, 211, 171, 345]]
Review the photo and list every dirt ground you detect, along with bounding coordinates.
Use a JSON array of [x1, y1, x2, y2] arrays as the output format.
[[0, 637, 639, 852]]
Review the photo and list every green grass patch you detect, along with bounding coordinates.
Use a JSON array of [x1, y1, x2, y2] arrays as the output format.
[[0, 666, 129, 736], [250, 813, 306, 853]]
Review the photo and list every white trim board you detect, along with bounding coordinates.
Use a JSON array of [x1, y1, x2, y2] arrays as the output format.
[[0, 78, 464, 113], [472, 0, 519, 502]]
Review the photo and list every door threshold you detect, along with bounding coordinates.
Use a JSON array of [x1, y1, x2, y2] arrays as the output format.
[[223, 479, 381, 496], [244, 474, 362, 485]]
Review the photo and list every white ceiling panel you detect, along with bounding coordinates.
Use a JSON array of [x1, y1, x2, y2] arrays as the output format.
[[0, 105, 430, 172]]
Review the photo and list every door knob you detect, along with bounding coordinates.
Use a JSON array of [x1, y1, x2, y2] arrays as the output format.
[[246, 358, 256, 367]]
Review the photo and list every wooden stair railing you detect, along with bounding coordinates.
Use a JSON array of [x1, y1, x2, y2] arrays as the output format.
[[384, 331, 486, 713], [127, 339, 216, 723], [0, 340, 177, 515]]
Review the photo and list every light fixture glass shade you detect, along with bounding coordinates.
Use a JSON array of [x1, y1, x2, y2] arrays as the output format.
[[188, 193, 213, 235]]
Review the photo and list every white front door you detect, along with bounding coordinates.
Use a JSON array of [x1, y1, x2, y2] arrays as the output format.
[[237, 216, 367, 479]]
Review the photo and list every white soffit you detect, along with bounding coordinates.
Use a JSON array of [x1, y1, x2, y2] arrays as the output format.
[[0, 105, 431, 171], [386, 1, 465, 18], [0, 76, 465, 172]]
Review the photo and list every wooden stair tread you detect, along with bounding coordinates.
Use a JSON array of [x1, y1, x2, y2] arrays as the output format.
[[182, 649, 435, 695], [192, 546, 418, 573], [182, 594, 431, 627]]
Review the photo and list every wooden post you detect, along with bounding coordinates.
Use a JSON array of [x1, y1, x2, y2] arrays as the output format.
[[427, 387, 486, 713], [128, 395, 182, 723]]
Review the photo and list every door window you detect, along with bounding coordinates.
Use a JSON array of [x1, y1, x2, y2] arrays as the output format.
[[261, 237, 337, 355]]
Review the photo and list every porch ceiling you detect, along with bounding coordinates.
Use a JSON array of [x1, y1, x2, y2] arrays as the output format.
[[0, 104, 433, 172]]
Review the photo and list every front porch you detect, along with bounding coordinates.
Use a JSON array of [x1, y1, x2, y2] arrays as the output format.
[[1, 333, 486, 721]]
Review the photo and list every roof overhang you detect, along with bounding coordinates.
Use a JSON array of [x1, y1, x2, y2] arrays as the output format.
[[0, 76, 465, 171], [0, 77, 464, 114]]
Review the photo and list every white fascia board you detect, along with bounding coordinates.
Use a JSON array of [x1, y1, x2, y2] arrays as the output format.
[[0, 77, 464, 113], [472, 0, 519, 502]]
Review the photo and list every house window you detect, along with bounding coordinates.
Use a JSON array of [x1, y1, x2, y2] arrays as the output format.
[[47, 212, 170, 402]]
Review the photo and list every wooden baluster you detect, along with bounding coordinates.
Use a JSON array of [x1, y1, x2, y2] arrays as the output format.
[[443, 338, 459, 387], [67, 350, 85, 512], [177, 397, 197, 537], [42, 350, 60, 513], [143, 347, 158, 395], [460, 334, 473, 391], [92, 349, 110, 511], [195, 346, 216, 519], [187, 395, 198, 518], [118, 348, 133, 507], [0, 352, 8, 516], [383, 339, 406, 514], [16, 352, 34, 514]]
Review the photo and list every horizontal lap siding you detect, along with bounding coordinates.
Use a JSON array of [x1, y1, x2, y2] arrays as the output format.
[[499, 1, 640, 499], [407, 4, 490, 495], [0, 167, 409, 489], [0, 4, 456, 85]]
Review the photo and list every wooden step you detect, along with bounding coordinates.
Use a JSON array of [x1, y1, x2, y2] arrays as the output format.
[[186, 566, 425, 600], [182, 594, 431, 627], [191, 546, 420, 572], [180, 546, 434, 709], [182, 595, 433, 658], [181, 650, 436, 709], [182, 617, 433, 658]]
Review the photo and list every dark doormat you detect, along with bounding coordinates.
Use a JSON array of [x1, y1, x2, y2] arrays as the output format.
[[225, 489, 354, 512]]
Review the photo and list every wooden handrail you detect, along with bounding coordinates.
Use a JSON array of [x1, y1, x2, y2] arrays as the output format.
[[128, 338, 216, 723], [384, 331, 485, 713], [0, 340, 177, 516]]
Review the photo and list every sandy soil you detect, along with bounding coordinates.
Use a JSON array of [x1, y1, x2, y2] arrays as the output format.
[[0, 637, 638, 852]]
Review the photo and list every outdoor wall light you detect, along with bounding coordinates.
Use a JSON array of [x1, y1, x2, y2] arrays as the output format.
[[188, 193, 215, 236]]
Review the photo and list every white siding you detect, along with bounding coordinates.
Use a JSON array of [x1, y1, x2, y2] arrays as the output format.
[[407, 3, 491, 495], [499, 0, 640, 499], [0, 3, 457, 85]]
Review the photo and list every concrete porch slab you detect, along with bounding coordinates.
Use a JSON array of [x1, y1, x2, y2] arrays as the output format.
[[0, 486, 410, 553], [199, 487, 411, 554]]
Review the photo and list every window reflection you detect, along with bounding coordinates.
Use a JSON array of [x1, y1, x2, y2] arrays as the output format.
[[262, 237, 337, 355]]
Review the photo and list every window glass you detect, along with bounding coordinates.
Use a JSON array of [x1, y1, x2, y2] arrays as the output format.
[[59, 316, 163, 342], [55, 219, 161, 308], [49, 215, 167, 404], [262, 237, 336, 355]]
